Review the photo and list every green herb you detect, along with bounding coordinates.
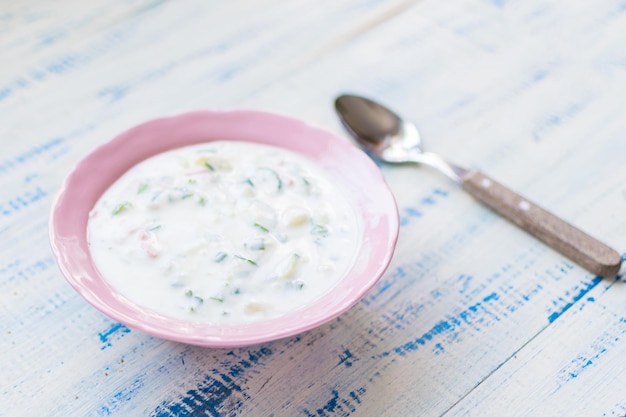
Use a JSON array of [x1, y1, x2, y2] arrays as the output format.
[[185, 289, 193, 297], [301, 177, 313, 194], [148, 225, 161, 231], [194, 296, 204, 304], [209, 296, 224, 303], [188, 178, 197, 184], [204, 161, 215, 171], [294, 280, 305, 290], [253, 222, 269, 233], [245, 178, 254, 187], [253, 167, 282, 192], [137, 183, 149, 194], [234, 254, 257, 266], [233, 288, 241, 295], [214, 251, 228, 262], [112, 201, 132, 215]]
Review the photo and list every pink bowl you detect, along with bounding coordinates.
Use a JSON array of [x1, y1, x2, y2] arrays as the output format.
[[49, 110, 399, 348]]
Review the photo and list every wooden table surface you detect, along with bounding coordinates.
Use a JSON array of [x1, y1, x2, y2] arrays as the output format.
[[3, 1, 626, 416]]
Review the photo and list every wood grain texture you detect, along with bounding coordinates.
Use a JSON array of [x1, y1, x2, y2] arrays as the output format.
[[2, 0, 626, 416], [461, 170, 622, 277]]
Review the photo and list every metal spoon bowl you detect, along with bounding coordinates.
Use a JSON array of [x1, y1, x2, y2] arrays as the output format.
[[335, 93, 622, 277]]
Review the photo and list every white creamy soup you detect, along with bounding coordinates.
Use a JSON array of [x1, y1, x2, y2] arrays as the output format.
[[87, 141, 360, 324]]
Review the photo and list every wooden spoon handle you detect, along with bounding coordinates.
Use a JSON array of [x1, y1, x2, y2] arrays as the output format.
[[461, 170, 622, 277]]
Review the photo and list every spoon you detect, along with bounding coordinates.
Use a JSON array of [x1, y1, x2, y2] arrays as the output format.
[[335, 94, 622, 277]]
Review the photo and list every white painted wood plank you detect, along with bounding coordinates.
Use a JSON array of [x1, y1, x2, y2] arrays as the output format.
[[2, 0, 626, 416], [446, 276, 626, 416]]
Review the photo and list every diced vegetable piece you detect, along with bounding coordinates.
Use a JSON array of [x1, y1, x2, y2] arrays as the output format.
[[277, 253, 301, 279], [137, 183, 149, 194], [112, 201, 132, 215], [244, 301, 269, 315], [214, 251, 228, 262], [311, 224, 328, 237], [245, 237, 266, 251], [281, 207, 310, 227]]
